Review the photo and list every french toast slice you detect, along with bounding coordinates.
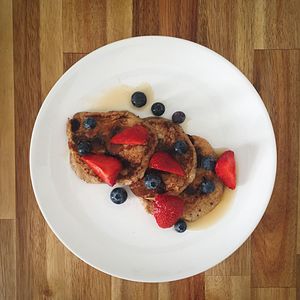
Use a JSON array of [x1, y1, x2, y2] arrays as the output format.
[[130, 117, 197, 198], [138, 135, 225, 222], [67, 111, 158, 185]]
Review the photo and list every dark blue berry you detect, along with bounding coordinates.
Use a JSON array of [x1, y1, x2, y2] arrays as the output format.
[[77, 141, 91, 155], [151, 102, 165, 116], [172, 111, 186, 124], [174, 219, 187, 233], [131, 91, 147, 107], [71, 119, 80, 132], [200, 156, 216, 171], [83, 117, 97, 129], [144, 173, 161, 190], [199, 179, 215, 194], [173, 140, 188, 154], [110, 188, 128, 204]]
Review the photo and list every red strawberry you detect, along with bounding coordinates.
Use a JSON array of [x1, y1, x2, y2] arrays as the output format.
[[110, 124, 148, 145], [81, 154, 122, 186], [215, 150, 236, 189], [153, 194, 184, 228], [149, 152, 185, 176]]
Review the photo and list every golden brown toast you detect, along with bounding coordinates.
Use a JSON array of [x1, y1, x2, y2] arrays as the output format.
[[138, 135, 225, 222], [67, 111, 158, 185], [130, 117, 197, 198]]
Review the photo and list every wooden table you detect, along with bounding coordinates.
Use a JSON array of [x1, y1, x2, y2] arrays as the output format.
[[1, 1, 299, 299]]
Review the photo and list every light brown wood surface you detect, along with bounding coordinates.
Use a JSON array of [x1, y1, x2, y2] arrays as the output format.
[[1, 0, 299, 299]]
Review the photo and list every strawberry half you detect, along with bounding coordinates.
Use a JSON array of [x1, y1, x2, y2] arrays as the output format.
[[154, 194, 184, 228], [149, 152, 185, 176], [215, 150, 236, 189], [110, 124, 148, 145], [81, 154, 122, 186]]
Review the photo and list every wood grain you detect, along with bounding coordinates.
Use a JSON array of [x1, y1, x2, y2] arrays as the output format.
[[254, 0, 300, 49], [0, 220, 16, 300], [252, 288, 296, 300], [205, 276, 250, 300], [159, 274, 205, 300], [63, 0, 107, 52], [1, 0, 299, 299], [0, 0, 15, 219], [13, 0, 49, 298], [106, 0, 133, 43], [251, 50, 299, 287]]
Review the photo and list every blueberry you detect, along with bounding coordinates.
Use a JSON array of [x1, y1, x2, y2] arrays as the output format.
[[131, 91, 147, 107], [77, 141, 91, 155], [172, 111, 186, 124], [199, 179, 215, 194], [173, 140, 188, 154], [110, 188, 128, 204], [144, 173, 161, 190], [200, 156, 216, 171], [151, 102, 165, 116], [71, 119, 80, 132], [174, 219, 187, 233], [83, 117, 96, 129]]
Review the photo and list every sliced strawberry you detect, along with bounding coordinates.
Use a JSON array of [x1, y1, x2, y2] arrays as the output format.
[[110, 124, 149, 145], [149, 152, 185, 176], [81, 154, 122, 186], [215, 150, 236, 189], [154, 194, 184, 228]]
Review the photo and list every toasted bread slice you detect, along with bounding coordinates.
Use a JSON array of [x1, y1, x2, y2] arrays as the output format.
[[67, 111, 158, 185], [130, 117, 197, 198], [138, 135, 225, 222]]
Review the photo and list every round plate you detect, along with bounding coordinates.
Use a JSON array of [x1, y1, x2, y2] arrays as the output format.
[[30, 36, 276, 282]]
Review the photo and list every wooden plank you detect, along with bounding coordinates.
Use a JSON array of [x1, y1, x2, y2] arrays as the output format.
[[159, 274, 205, 300], [63, 0, 107, 53], [0, 0, 15, 219], [254, 0, 300, 49], [13, 0, 50, 298], [205, 276, 250, 300], [111, 278, 158, 300], [0, 220, 16, 300], [206, 238, 250, 276], [251, 50, 299, 287], [158, 0, 198, 41], [197, 0, 255, 81], [106, 0, 132, 43], [133, 0, 159, 35], [252, 288, 296, 300], [64, 252, 111, 300]]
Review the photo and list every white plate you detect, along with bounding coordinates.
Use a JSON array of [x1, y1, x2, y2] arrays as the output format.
[[30, 36, 276, 282]]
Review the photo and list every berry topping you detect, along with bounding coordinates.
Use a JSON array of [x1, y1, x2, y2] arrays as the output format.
[[110, 124, 149, 145], [215, 150, 236, 189], [77, 141, 91, 156], [199, 178, 215, 194], [144, 173, 162, 190], [199, 156, 216, 171], [173, 140, 188, 154], [110, 187, 128, 204], [83, 117, 97, 129], [172, 111, 186, 124], [153, 194, 184, 228], [71, 119, 80, 132], [81, 154, 122, 186], [149, 152, 185, 176], [151, 102, 165, 116], [174, 219, 187, 233], [131, 91, 147, 107]]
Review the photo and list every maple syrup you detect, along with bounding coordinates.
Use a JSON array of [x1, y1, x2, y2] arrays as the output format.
[[89, 83, 154, 111]]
